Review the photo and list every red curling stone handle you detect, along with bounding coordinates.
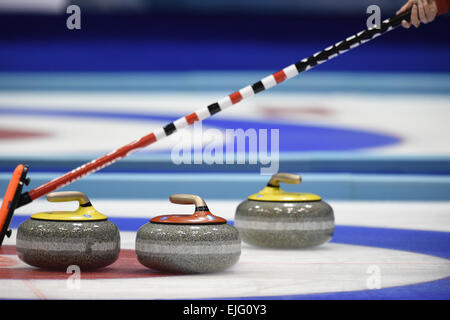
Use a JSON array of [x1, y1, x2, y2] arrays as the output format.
[[150, 194, 227, 224]]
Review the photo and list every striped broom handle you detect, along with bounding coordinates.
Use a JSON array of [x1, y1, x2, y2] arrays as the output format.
[[20, 9, 412, 206]]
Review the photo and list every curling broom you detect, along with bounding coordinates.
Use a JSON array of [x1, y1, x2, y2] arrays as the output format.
[[0, 9, 413, 245]]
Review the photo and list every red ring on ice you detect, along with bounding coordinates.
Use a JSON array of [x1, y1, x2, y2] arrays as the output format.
[[0, 245, 175, 280]]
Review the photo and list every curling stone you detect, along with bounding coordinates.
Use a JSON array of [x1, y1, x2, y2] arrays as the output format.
[[235, 173, 334, 248], [16, 191, 120, 270], [136, 194, 241, 274]]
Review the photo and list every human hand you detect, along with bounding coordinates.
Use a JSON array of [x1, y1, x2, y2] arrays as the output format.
[[397, 0, 438, 28]]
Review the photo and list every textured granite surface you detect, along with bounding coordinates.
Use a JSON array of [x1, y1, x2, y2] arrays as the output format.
[[16, 219, 120, 270], [136, 223, 241, 273], [235, 200, 334, 248]]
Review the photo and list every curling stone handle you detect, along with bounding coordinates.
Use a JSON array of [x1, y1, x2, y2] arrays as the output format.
[[169, 194, 207, 209], [46, 191, 91, 206], [267, 173, 301, 187]]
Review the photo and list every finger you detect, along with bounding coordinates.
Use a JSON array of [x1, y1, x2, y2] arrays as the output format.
[[397, 0, 415, 14], [424, 0, 437, 22], [411, 4, 420, 28], [402, 20, 412, 28], [397, 0, 412, 14], [424, 6, 433, 22], [418, 0, 429, 23]]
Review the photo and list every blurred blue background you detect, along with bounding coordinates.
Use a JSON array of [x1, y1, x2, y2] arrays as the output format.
[[0, 0, 449, 72]]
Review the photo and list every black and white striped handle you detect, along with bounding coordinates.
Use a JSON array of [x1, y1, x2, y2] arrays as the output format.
[[159, 9, 412, 139]]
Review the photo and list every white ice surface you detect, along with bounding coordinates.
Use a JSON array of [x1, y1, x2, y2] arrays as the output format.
[[1, 200, 449, 299], [1, 92, 450, 156]]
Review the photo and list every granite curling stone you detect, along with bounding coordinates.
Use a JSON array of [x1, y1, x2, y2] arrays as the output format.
[[16, 191, 120, 270], [235, 173, 334, 248], [136, 194, 241, 274]]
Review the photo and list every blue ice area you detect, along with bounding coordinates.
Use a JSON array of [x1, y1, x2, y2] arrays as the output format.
[[0, 107, 400, 152]]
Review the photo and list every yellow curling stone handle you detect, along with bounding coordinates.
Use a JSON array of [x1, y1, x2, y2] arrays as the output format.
[[47, 191, 91, 206], [31, 191, 108, 221], [267, 173, 301, 187], [248, 173, 321, 202]]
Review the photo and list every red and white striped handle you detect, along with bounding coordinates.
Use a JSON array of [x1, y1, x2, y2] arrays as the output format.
[[19, 10, 411, 206]]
